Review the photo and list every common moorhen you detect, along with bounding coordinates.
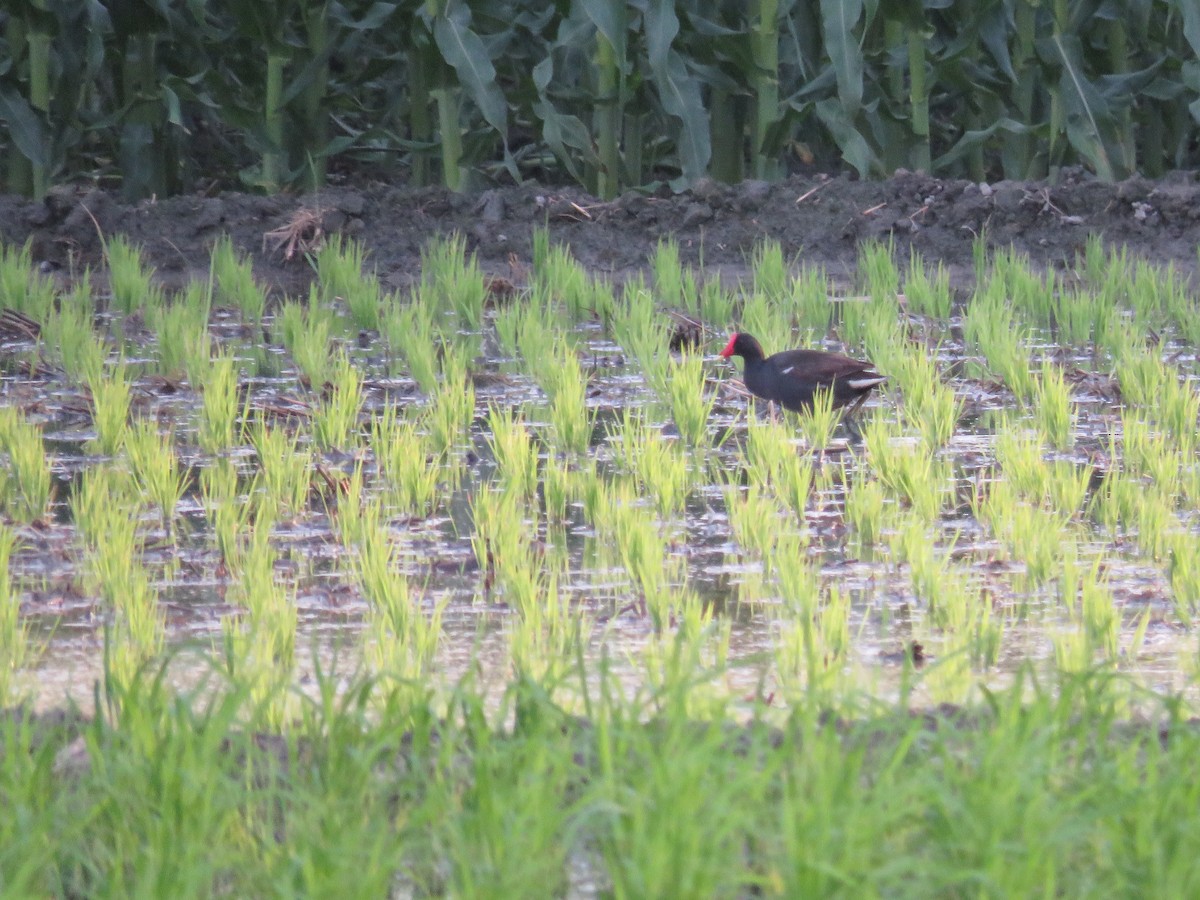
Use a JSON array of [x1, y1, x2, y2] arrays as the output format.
[[719, 332, 885, 414]]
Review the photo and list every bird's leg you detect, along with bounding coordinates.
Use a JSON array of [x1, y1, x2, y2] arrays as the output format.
[[843, 391, 871, 418]]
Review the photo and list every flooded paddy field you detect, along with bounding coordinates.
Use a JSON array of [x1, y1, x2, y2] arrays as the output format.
[[7, 174, 1200, 895], [2, 170, 1200, 713]]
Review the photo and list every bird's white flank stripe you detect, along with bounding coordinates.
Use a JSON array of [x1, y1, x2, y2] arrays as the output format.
[[848, 375, 887, 390]]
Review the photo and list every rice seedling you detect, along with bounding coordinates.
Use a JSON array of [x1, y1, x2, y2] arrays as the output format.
[[350, 506, 441, 680], [1061, 558, 1120, 662], [863, 417, 947, 522], [776, 586, 851, 695], [742, 416, 795, 486], [1155, 371, 1200, 457], [994, 423, 1090, 517], [283, 293, 337, 389], [0, 240, 56, 322], [891, 520, 970, 628], [795, 387, 840, 450], [202, 459, 252, 567], [999, 249, 1057, 326], [912, 380, 961, 452], [664, 352, 716, 449], [653, 237, 691, 313], [904, 252, 953, 319], [224, 529, 297, 724], [1128, 259, 1180, 334], [860, 240, 900, 306], [610, 500, 681, 631], [612, 409, 691, 518], [372, 405, 439, 516], [249, 416, 313, 518], [79, 476, 163, 681], [963, 284, 1035, 402], [42, 278, 106, 381], [922, 633, 975, 704], [790, 264, 834, 336], [88, 363, 133, 456], [153, 281, 212, 380], [420, 233, 487, 330], [1052, 288, 1099, 347], [1168, 535, 1200, 623], [534, 239, 595, 322], [124, 417, 186, 532], [542, 344, 593, 457], [725, 483, 784, 560], [699, 276, 736, 327], [844, 475, 888, 548], [312, 354, 364, 450], [385, 300, 440, 392], [1033, 362, 1076, 451], [736, 290, 791, 356], [1120, 410, 1179, 496], [71, 464, 138, 549], [425, 365, 476, 459], [316, 234, 369, 305], [0, 406, 52, 523], [107, 235, 164, 316], [211, 234, 266, 323], [487, 404, 539, 499], [1115, 347, 1166, 410], [470, 484, 535, 590], [504, 293, 558, 377], [984, 495, 1069, 590], [541, 454, 572, 524], [751, 239, 790, 302], [773, 530, 819, 613], [0, 526, 32, 704], [493, 298, 525, 361], [610, 280, 671, 383], [198, 353, 245, 454]]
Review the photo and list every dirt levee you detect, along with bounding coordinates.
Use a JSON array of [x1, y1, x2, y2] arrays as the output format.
[[2, 169, 1199, 297]]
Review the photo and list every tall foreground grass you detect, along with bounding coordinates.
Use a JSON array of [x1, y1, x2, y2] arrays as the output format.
[[2, 662, 1200, 895], [2, 2, 1197, 198]]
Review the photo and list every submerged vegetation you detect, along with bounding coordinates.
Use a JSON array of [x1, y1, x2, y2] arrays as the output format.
[[2, 229, 1200, 889]]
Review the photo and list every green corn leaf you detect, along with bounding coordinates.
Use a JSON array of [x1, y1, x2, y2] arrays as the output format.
[[580, 0, 627, 65], [644, 0, 710, 187], [652, 59, 712, 187], [1183, 2, 1200, 80], [532, 56, 594, 182], [645, 0, 680, 71], [433, 7, 517, 181], [977, 4, 1016, 82], [933, 117, 1031, 170], [815, 96, 876, 176], [1042, 33, 1159, 180], [0, 88, 49, 168], [820, 0, 865, 116]]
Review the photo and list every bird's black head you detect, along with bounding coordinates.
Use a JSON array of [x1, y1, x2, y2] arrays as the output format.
[[719, 332, 765, 361]]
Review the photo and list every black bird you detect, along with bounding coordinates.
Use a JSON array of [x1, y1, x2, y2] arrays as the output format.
[[719, 332, 885, 414]]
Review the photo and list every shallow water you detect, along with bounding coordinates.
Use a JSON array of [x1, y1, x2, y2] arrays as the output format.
[[5, 299, 1200, 712]]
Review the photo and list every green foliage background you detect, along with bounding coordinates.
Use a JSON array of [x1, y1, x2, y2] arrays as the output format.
[[1, 0, 1199, 199]]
